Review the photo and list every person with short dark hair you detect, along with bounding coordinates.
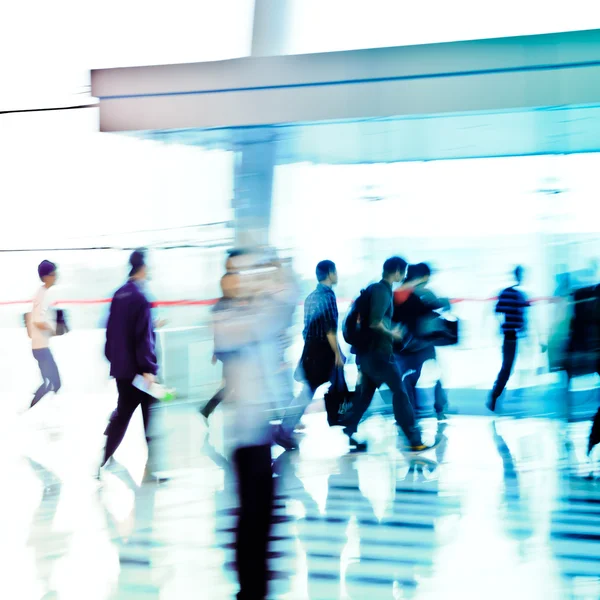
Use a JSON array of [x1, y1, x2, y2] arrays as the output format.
[[394, 263, 449, 419], [487, 265, 533, 411], [102, 249, 159, 479], [344, 257, 432, 452], [275, 260, 342, 450], [29, 260, 61, 409]]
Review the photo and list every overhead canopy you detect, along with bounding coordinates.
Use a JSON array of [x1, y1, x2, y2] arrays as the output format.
[[92, 29, 600, 133], [128, 104, 600, 163]]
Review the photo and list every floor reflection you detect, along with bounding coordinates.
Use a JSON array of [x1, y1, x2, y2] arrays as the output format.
[[8, 405, 600, 600]]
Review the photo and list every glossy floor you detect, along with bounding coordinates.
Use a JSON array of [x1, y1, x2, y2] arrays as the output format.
[[4, 393, 600, 600]]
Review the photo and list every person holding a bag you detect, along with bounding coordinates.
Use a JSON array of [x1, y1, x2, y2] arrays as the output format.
[[343, 257, 433, 453], [275, 260, 343, 451], [28, 260, 62, 409], [393, 263, 450, 420]]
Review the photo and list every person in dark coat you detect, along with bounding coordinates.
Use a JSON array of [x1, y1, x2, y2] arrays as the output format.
[[101, 248, 159, 479], [393, 263, 450, 420]]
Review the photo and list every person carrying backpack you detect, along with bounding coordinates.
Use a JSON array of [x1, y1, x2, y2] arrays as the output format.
[[342, 257, 434, 453]]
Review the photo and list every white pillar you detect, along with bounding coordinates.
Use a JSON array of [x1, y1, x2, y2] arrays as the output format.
[[251, 0, 291, 57]]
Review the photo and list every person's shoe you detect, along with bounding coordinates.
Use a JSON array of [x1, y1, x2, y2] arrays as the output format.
[[143, 467, 170, 484], [588, 437, 599, 457], [436, 412, 448, 422], [96, 456, 112, 480], [403, 438, 441, 454], [347, 435, 368, 453], [486, 395, 497, 413]]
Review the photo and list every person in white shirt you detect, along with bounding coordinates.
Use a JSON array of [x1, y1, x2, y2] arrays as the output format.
[[30, 260, 60, 409]]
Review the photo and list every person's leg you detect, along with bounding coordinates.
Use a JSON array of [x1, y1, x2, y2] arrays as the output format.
[[489, 334, 518, 410], [44, 349, 61, 394], [31, 350, 49, 408], [343, 359, 378, 437], [141, 394, 169, 479], [404, 354, 424, 413], [103, 379, 142, 466], [588, 364, 600, 455], [233, 444, 274, 600], [433, 379, 449, 416], [201, 386, 226, 419], [589, 408, 600, 455], [430, 348, 448, 416], [382, 358, 422, 446], [279, 384, 317, 438], [30, 348, 60, 408]]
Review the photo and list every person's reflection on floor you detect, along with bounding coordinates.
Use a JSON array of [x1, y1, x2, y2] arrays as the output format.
[[272, 450, 329, 599], [102, 473, 161, 598], [207, 438, 294, 596], [26, 458, 70, 600], [379, 421, 452, 600], [548, 473, 600, 599], [490, 422, 533, 557]]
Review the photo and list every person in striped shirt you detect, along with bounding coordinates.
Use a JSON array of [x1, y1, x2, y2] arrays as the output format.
[[487, 265, 537, 411]]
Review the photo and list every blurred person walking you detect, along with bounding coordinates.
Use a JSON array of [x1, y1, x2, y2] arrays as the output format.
[[563, 281, 600, 456], [487, 265, 545, 412], [212, 249, 296, 600], [28, 260, 61, 409], [275, 260, 342, 450], [393, 263, 450, 420], [343, 257, 433, 452], [200, 249, 250, 422], [101, 249, 159, 480]]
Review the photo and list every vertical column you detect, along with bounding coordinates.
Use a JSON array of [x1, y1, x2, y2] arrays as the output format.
[[251, 0, 291, 57], [231, 0, 288, 247], [233, 131, 277, 247]]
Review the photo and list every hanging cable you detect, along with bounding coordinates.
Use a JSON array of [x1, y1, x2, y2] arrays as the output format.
[[0, 103, 98, 115]]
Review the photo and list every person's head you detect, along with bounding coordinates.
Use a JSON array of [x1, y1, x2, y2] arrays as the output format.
[[514, 265, 524, 285], [316, 260, 338, 286], [382, 256, 408, 283], [129, 248, 148, 280], [228, 249, 265, 298], [406, 262, 432, 287], [220, 272, 240, 299], [225, 248, 249, 274], [38, 260, 58, 288]]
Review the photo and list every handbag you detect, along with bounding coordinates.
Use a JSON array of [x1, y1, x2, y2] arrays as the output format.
[[418, 314, 459, 347], [55, 309, 70, 336], [324, 367, 355, 427]]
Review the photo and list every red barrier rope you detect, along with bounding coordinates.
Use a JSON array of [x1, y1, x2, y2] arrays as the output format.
[[0, 296, 555, 307]]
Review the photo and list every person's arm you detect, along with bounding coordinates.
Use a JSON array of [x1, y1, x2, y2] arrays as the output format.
[[421, 289, 451, 312], [369, 286, 402, 340], [323, 294, 343, 366], [104, 301, 114, 363], [135, 300, 158, 380]]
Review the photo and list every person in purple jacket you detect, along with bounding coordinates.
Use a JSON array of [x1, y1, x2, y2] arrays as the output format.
[[101, 248, 158, 479]]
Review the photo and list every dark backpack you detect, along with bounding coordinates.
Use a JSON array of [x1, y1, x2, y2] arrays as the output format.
[[343, 287, 372, 352]]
